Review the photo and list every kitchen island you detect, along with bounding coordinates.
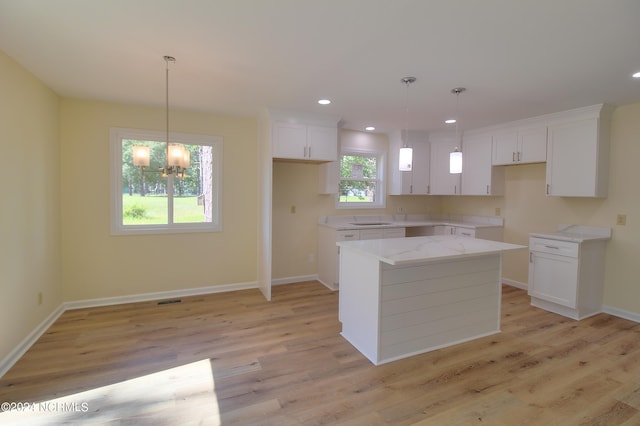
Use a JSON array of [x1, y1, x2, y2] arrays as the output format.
[[337, 235, 526, 365]]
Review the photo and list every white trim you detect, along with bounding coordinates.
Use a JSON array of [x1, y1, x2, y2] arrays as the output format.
[[271, 274, 319, 286], [336, 148, 386, 209], [0, 281, 257, 377], [0, 304, 66, 378], [502, 278, 527, 290], [109, 127, 223, 235], [602, 305, 640, 324], [64, 281, 257, 310]]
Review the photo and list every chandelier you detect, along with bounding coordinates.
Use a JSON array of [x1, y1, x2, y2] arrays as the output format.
[[132, 55, 190, 178]]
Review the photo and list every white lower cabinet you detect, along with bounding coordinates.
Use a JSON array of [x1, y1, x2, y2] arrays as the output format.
[[434, 225, 503, 241], [317, 227, 405, 290], [528, 236, 606, 319]]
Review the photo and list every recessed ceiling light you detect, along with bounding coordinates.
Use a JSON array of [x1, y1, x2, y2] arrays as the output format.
[[445, 119, 457, 124], [365, 126, 375, 131], [633, 71, 640, 78], [318, 99, 331, 105]]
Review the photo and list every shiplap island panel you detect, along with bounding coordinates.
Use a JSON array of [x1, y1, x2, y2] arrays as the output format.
[[337, 235, 525, 365]]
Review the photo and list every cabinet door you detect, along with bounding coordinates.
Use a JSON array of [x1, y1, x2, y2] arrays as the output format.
[[462, 134, 494, 195], [410, 142, 430, 194], [528, 252, 578, 308], [433, 225, 454, 235], [492, 131, 518, 165], [546, 119, 600, 197], [307, 125, 338, 161], [272, 122, 307, 159], [429, 141, 461, 195], [519, 126, 547, 163]]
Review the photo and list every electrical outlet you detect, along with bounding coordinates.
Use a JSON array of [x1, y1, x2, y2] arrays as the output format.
[[308, 253, 315, 263], [396, 206, 404, 213], [616, 214, 627, 226], [495, 207, 501, 216]]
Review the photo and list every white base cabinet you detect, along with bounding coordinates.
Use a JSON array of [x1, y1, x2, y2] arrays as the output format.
[[317, 227, 405, 291], [528, 236, 607, 320], [433, 225, 504, 241]]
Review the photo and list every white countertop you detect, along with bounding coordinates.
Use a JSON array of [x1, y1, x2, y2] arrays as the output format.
[[530, 225, 612, 243], [319, 214, 504, 231], [337, 235, 526, 266]]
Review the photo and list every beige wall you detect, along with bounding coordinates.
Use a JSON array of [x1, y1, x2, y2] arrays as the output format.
[[59, 99, 258, 300], [0, 51, 62, 361], [443, 103, 640, 313]]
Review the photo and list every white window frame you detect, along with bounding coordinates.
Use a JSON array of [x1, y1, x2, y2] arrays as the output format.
[[110, 127, 223, 235], [336, 148, 386, 209]]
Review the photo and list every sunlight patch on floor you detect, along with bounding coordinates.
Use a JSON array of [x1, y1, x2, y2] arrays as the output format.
[[0, 359, 220, 425]]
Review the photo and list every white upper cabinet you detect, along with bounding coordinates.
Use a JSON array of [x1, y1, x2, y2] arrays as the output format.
[[461, 133, 504, 196], [492, 125, 547, 165], [307, 125, 339, 161], [388, 131, 430, 195], [429, 138, 461, 195], [272, 122, 338, 161], [545, 105, 612, 197]]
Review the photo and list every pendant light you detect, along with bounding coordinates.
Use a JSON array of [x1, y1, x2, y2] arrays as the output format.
[[449, 87, 465, 174], [399, 76, 416, 171], [133, 56, 190, 178]]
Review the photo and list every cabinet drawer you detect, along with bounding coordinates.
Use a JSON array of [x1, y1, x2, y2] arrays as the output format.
[[336, 230, 360, 241], [530, 237, 578, 257], [359, 229, 384, 240], [455, 227, 476, 238]]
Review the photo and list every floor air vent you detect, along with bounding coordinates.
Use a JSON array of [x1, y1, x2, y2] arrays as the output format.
[[157, 299, 182, 305]]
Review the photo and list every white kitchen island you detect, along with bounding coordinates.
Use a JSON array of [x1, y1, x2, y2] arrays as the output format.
[[337, 235, 526, 365]]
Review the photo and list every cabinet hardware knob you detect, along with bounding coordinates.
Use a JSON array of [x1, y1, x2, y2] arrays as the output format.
[[513, 152, 516, 162]]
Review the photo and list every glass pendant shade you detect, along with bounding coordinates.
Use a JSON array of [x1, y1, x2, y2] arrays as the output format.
[[399, 146, 413, 171], [132, 145, 150, 167], [168, 143, 186, 167], [180, 148, 191, 169], [450, 149, 462, 174]]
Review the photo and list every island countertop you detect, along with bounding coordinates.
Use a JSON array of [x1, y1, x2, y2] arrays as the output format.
[[337, 235, 526, 266]]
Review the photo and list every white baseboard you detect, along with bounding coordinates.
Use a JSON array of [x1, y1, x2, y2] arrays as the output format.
[[0, 281, 257, 378], [0, 303, 66, 378], [602, 305, 640, 323], [64, 281, 258, 310], [271, 274, 319, 286], [502, 279, 527, 290]]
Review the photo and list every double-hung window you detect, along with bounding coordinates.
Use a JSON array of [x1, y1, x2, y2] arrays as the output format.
[[110, 127, 222, 234], [337, 149, 385, 208]]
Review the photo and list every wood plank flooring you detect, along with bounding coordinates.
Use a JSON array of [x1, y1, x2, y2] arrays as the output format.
[[1, 282, 640, 425]]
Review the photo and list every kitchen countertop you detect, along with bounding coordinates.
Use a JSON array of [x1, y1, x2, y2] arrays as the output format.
[[530, 225, 612, 243], [337, 234, 526, 266], [319, 214, 504, 231]]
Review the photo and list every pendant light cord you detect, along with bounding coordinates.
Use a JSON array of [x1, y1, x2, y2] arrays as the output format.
[[164, 56, 176, 169]]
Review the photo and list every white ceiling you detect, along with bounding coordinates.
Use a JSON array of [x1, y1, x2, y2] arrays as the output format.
[[1, 0, 639, 134]]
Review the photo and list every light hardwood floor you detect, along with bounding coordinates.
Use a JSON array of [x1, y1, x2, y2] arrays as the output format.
[[1, 282, 640, 425]]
